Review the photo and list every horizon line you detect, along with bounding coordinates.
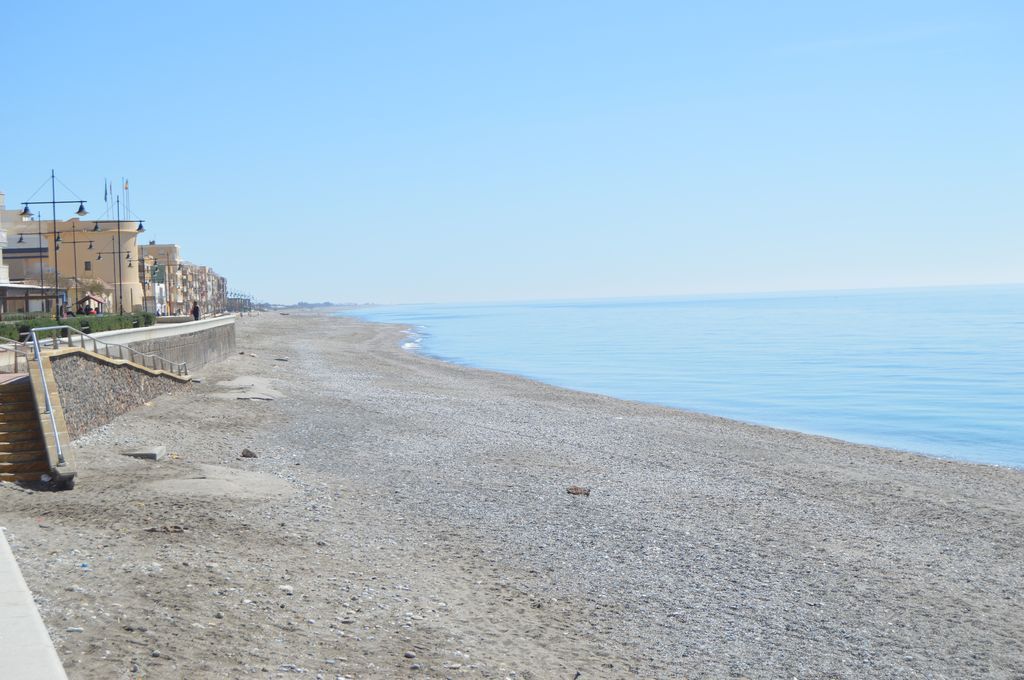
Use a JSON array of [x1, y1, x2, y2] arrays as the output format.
[[287, 280, 1024, 309]]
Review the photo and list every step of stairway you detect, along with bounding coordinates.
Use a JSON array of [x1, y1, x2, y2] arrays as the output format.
[[0, 461, 50, 473], [0, 454, 47, 464], [0, 404, 36, 414], [0, 427, 43, 440], [0, 387, 30, 399], [0, 438, 43, 449], [0, 410, 39, 420], [0, 432, 44, 444], [0, 389, 32, 399], [0, 409, 38, 420], [0, 451, 48, 464], [0, 397, 36, 406], [0, 413, 36, 423], [0, 471, 47, 483], [0, 417, 40, 428], [0, 428, 43, 438]]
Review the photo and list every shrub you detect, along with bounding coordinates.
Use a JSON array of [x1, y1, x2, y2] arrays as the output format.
[[0, 323, 20, 341], [11, 312, 155, 340], [82, 315, 125, 333], [15, 316, 63, 341]]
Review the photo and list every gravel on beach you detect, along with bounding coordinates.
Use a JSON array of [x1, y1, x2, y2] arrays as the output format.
[[1, 312, 1022, 679]]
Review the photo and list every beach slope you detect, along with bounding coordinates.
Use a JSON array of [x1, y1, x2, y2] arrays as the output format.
[[1, 313, 1021, 678]]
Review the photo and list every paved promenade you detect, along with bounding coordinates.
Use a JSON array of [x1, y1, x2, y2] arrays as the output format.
[[0, 528, 67, 679]]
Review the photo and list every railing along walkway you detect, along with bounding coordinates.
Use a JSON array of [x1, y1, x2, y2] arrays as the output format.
[[27, 325, 189, 377], [11, 325, 189, 481]]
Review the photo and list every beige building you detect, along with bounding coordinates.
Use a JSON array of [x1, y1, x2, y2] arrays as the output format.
[[138, 243, 228, 316], [3, 214, 145, 314], [2, 190, 228, 318], [0, 191, 56, 314], [180, 263, 227, 316], [138, 242, 185, 315]]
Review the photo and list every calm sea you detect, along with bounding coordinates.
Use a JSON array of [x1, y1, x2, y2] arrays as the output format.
[[342, 286, 1024, 468]]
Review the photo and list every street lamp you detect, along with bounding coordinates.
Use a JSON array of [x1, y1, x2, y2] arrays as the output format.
[[20, 170, 87, 318]]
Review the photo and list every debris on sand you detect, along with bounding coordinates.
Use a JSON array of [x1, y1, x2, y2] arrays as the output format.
[[144, 525, 187, 533]]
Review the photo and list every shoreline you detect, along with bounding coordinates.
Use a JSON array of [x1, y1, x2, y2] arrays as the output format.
[[354, 313, 1019, 474], [1, 312, 1022, 678]]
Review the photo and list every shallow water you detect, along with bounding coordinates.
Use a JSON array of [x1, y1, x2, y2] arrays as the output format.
[[344, 286, 1024, 467]]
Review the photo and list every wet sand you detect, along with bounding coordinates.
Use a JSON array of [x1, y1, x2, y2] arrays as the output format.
[[1, 312, 1022, 678]]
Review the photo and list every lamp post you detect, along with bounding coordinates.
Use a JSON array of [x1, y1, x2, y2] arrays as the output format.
[[20, 170, 88, 317], [139, 260, 147, 314]]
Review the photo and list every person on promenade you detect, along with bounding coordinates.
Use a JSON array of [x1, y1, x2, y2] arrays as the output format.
[[191, 301, 201, 321]]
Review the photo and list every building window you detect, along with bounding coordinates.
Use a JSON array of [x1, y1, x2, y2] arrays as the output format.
[[84, 261, 92, 271]]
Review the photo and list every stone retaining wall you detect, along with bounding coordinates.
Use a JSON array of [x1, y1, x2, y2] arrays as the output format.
[[93, 316, 236, 372], [50, 353, 191, 440]]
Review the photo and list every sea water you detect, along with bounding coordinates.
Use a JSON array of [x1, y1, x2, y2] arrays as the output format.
[[342, 286, 1024, 467]]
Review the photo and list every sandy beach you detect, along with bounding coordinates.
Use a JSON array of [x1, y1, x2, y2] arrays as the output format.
[[1, 312, 1022, 679]]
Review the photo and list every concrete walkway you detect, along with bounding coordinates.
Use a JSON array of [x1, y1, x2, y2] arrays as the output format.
[[0, 528, 67, 679]]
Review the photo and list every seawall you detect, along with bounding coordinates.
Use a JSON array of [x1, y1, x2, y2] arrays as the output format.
[[49, 316, 235, 440], [90, 315, 236, 371]]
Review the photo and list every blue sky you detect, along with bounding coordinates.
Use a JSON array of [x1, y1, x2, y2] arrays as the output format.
[[2, 1, 1020, 304]]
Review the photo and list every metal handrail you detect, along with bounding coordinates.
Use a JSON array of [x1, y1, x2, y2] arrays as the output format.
[[27, 325, 189, 377], [27, 331, 66, 467]]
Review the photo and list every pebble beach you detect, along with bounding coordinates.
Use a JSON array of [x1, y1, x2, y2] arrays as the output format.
[[1, 312, 1022, 679]]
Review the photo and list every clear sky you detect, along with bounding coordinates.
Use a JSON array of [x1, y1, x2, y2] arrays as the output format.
[[2, 1, 1021, 304]]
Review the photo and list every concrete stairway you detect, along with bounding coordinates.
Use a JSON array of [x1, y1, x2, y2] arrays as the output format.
[[0, 377, 50, 482]]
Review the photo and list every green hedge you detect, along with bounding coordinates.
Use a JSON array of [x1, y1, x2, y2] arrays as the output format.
[[82, 313, 154, 333], [0, 313, 156, 342], [2, 312, 52, 322]]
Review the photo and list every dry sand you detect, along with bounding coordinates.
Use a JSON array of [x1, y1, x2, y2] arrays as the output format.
[[1, 313, 1022, 679]]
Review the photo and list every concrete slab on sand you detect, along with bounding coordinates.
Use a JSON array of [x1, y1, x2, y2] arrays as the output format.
[[0, 529, 68, 680], [144, 463, 293, 500], [211, 375, 282, 401], [120, 445, 167, 461]]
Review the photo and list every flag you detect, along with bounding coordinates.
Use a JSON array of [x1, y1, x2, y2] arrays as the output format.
[[124, 179, 129, 191], [103, 179, 107, 202]]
